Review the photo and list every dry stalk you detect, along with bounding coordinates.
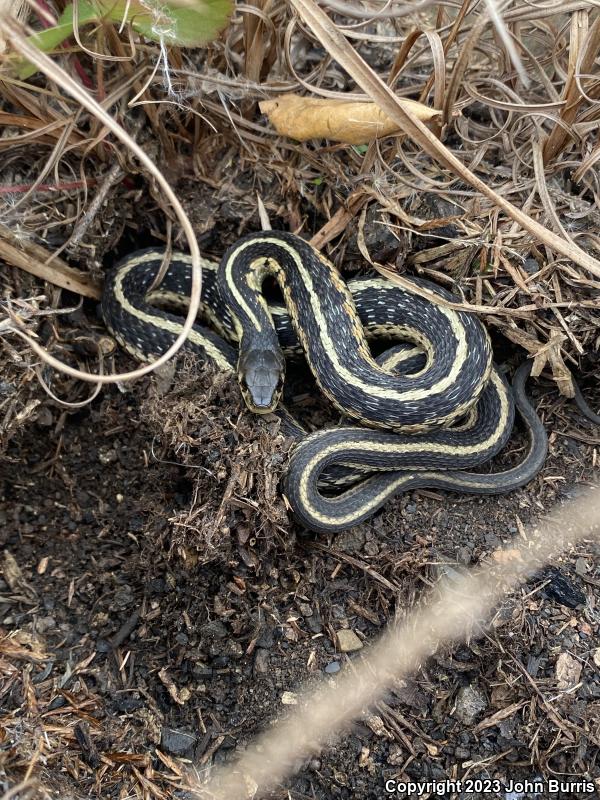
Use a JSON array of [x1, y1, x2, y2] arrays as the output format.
[[543, 12, 600, 164]]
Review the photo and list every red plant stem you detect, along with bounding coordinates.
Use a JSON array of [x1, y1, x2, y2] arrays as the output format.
[[30, 0, 95, 90], [70, 53, 95, 89], [31, 0, 58, 28]]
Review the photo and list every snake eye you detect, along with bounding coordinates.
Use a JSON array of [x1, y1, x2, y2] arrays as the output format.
[[238, 349, 285, 413]]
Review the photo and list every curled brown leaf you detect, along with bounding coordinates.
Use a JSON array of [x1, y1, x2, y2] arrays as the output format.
[[259, 93, 440, 144]]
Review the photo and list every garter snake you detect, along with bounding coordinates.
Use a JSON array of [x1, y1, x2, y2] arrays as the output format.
[[219, 232, 493, 431], [101, 232, 549, 533], [285, 361, 547, 533]]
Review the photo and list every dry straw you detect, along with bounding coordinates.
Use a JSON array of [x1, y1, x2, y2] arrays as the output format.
[[1, 1, 600, 797], [289, 0, 600, 280], [0, 12, 203, 386]]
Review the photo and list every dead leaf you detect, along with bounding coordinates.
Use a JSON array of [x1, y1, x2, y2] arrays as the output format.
[[555, 652, 582, 691], [490, 548, 524, 565], [259, 94, 440, 145], [158, 667, 191, 705]]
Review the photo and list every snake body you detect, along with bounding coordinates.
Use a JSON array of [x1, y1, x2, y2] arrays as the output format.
[[285, 361, 546, 533], [101, 233, 549, 533]]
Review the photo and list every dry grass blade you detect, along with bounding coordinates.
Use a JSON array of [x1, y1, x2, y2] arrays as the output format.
[[319, 0, 435, 20], [0, 13, 203, 385], [483, 0, 529, 87], [531, 138, 571, 241], [391, 28, 445, 112], [443, 8, 490, 125], [0, 780, 39, 800], [288, 0, 600, 280], [418, 0, 472, 104], [543, 12, 600, 164]]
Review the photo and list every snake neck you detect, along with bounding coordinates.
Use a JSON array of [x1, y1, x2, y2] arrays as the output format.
[[218, 234, 311, 414], [218, 231, 494, 432]]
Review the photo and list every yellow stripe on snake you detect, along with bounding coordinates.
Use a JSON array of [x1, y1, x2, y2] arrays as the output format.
[[102, 231, 551, 534]]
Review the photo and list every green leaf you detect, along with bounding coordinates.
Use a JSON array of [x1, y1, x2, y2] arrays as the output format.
[[16, 1, 99, 78], [15, 0, 232, 79], [125, 0, 233, 47]]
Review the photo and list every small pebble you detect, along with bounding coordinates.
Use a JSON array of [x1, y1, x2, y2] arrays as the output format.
[[336, 629, 363, 653], [325, 661, 341, 674], [555, 651, 582, 690], [387, 743, 404, 766], [98, 446, 118, 465], [575, 557, 588, 576], [523, 257, 539, 274], [335, 527, 366, 553], [35, 616, 56, 633], [454, 683, 488, 724], [363, 541, 379, 556], [254, 650, 270, 675], [160, 727, 196, 756], [306, 615, 323, 634]]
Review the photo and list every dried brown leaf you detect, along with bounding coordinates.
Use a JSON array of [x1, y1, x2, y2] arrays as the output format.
[[259, 94, 440, 144], [555, 652, 582, 691]]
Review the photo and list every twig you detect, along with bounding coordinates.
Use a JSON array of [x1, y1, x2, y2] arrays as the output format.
[[68, 162, 124, 250], [0, 221, 101, 299], [0, 179, 95, 194], [306, 541, 402, 593]]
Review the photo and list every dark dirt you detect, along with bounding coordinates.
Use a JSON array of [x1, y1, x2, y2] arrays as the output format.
[[1, 321, 600, 799]]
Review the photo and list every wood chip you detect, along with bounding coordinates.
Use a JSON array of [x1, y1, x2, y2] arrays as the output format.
[[336, 629, 363, 652]]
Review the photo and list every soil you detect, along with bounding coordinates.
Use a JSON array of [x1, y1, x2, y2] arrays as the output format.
[[1, 315, 600, 799]]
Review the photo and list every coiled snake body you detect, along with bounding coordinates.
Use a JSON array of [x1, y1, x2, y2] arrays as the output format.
[[102, 232, 550, 533]]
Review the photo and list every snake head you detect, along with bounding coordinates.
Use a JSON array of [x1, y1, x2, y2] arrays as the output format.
[[238, 347, 286, 413]]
